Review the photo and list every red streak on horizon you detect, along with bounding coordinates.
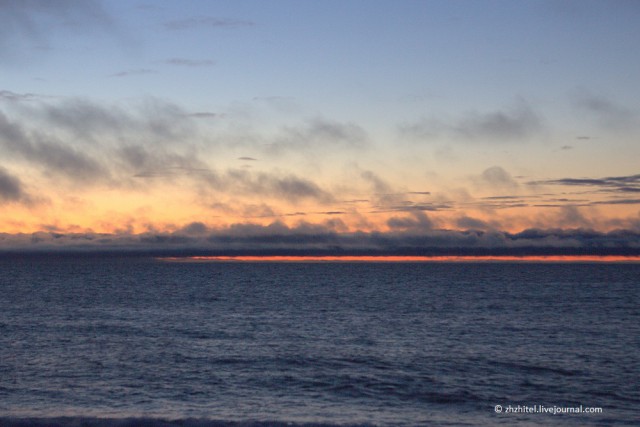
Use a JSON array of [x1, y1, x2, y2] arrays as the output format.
[[159, 255, 640, 263]]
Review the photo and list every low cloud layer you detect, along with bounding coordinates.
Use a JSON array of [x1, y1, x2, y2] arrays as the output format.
[[2, 221, 639, 256]]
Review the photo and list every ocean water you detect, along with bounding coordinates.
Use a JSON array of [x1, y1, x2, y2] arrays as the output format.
[[0, 257, 638, 427]]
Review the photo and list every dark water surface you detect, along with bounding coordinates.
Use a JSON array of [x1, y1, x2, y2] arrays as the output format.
[[1, 257, 638, 426]]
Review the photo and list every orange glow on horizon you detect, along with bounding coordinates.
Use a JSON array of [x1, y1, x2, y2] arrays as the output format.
[[159, 255, 640, 263]]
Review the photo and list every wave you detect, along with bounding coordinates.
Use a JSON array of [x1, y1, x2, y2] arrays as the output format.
[[0, 418, 376, 427]]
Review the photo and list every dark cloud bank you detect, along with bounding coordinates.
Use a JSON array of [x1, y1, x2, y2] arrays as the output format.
[[2, 221, 639, 257]]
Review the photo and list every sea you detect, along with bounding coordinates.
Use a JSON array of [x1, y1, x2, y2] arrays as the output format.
[[0, 256, 638, 427]]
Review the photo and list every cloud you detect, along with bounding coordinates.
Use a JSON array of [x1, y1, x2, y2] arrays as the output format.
[[387, 211, 433, 231], [238, 157, 257, 161], [593, 199, 640, 205], [162, 58, 215, 67], [360, 170, 393, 194], [455, 102, 542, 141], [163, 17, 254, 31], [24, 97, 198, 145], [0, 97, 209, 187], [0, 166, 27, 203], [556, 206, 593, 228], [571, 90, 636, 130], [399, 100, 543, 143], [187, 112, 218, 119], [0, 93, 342, 205], [0, 0, 115, 58], [531, 173, 640, 193], [221, 170, 334, 203], [266, 118, 368, 153], [2, 222, 640, 256], [359, 171, 445, 213], [455, 216, 492, 230], [0, 110, 108, 182], [180, 221, 208, 236], [360, 170, 402, 208], [480, 166, 519, 190], [0, 90, 41, 102], [132, 166, 333, 203], [109, 69, 157, 78]]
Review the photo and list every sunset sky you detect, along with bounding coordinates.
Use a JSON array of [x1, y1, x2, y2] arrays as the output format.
[[1, 0, 640, 254]]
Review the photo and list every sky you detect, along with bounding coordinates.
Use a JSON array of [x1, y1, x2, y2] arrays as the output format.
[[1, 0, 640, 255]]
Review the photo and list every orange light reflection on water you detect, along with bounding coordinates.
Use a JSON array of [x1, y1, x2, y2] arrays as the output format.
[[159, 255, 640, 263]]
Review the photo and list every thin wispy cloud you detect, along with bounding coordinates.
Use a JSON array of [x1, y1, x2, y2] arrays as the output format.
[[267, 118, 369, 153], [162, 58, 216, 67], [109, 69, 157, 78], [0, 90, 42, 102], [399, 100, 543, 143], [186, 112, 218, 119], [0, 0, 114, 57], [571, 90, 636, 130], [163, 17, 254, 31], [531, 173, 640, 193]]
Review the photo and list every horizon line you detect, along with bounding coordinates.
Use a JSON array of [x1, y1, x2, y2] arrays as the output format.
[[158, 255, 640, 263]]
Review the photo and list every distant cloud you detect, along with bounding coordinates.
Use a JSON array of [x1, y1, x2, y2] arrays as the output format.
[[557, 205, 593, 228], [162, 58, 215, 67], [3, 222, 639, 256], [456, 102, 542, 141], [455, 216, 491, 231], [36, 97, 198, 144], [387, 211, 433, 231], [238, 157, 257, 161], [268, 118, 368, 153], [480, 166, 519, 190], [164, 17, 254, 31], [109, 69, 157, 78], [531, 173, 640, 193], [593, 199, 640, 206], [360, 170, 393, 194], [186, 112, 218, 119], [0, 90, 41, 102], [132, 166, 211, 178], [138, 167, 335, 204], [400, 100, 543, 143], [571, 90, 636, 130], [360, 170, 405, 208], [239, 171, 334, 203]]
